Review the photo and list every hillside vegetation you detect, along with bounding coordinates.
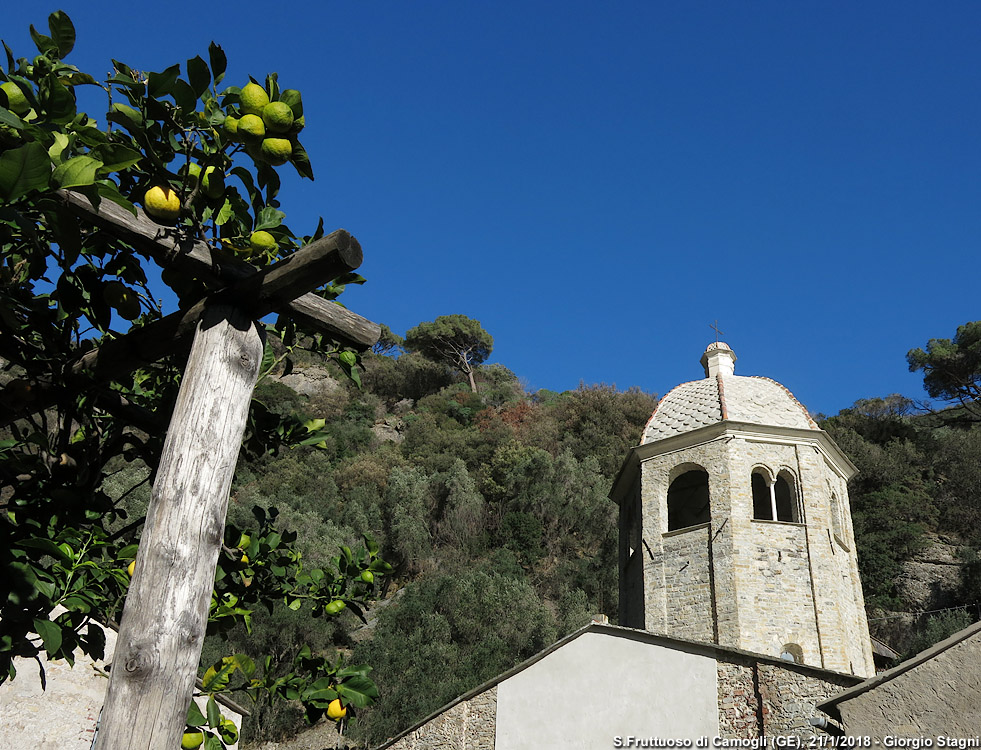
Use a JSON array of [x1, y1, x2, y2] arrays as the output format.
[[151, 331, 981, 748]]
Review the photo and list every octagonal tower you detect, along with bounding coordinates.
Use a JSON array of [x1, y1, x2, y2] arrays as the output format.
[[610, 343, 874, 677]]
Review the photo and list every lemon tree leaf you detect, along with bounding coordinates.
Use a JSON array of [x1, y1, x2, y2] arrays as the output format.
[[96, 182, 138, 217], [108, 103, 144, 131], [280, 89, 303, 118], [51, 155, 102, 189], [205, 695, 221, 728], [254, 206, 285, 231], [201, 658, 236, 692], [29, 25, 56, 55], [186, 700, 207, 728], [42, 80, 76, 123], [148, 64, 180, 98], [47, 11, 76, 58], [187, 56, 210, 99], [91, 144, 142, 173], [208, 43, 227, 85], [0, 142, 50, 201], [0, 107, 26, 130], [171, 80, 196, 113], [32, 618, 62, 656], [336, 675, 378, 708], [289, 140, 314, 180]]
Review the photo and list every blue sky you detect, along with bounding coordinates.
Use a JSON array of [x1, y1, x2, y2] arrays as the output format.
[[5, 2, 979, 416]]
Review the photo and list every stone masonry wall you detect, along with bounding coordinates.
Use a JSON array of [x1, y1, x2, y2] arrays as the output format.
[[640, 438, 733, 640], [717, 658, 859, 739], [757, 662, 856, 735], [741, 520, 820, 662], [384, 686, 496, 750], [663, 525, 714, 642], [796, 445, 875, 676]]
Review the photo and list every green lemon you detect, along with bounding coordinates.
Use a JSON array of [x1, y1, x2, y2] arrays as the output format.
[[0, 82, 29, 115], [249, 230, 277, 255], [324, 600, 346, 615], [201, 167, 225, 199], [239, 82, 269, 115], [181, 731, 204, 750], [181, 162, 202, 184], [261, 101, 294, 134], [224, 114, 240, 140], [360, 570, 374, 584], [259, 137, 292, 166], [237, 113, 265, 143]]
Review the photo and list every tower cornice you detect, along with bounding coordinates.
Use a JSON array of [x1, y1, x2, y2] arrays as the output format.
[[610, 420, 857, 505]]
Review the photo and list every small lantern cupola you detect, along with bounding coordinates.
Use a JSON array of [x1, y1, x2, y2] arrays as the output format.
[[700, 341, 737, 378]]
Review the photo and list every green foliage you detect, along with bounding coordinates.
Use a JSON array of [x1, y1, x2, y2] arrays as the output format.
[[0, 11, 382, 745], [908, 321, 981, 423], [404, 315, 493, 393], [351, 558, 556, 743], [850, 485, 932, 608], [901, 609, 974, 661]]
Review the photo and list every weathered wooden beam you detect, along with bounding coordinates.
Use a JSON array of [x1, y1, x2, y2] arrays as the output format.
[[0, 217, 376, 429], [93, 303, 263, 750], [59, 189, 380, 349], [71, 228, 366, 378]]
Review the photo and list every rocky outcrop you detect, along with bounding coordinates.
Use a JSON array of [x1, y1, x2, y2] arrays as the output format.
[[894, 535, 966, 611]]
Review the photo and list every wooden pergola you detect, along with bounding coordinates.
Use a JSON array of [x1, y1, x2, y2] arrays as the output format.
[[7, 189, 380, 750]]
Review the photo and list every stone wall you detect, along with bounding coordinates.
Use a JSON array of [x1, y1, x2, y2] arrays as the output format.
[[384, 686, 496, 750], [757, 662, 856, 735], [717, 657, 859, 739], [640, 438, 733, 639], [663, 524, 714, 641], [0, 613, 243, 750], [739, 519, 819, 663]]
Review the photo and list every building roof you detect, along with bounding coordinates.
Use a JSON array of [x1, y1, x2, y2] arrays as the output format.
[[374, 621, 862, 749], [817, 619, 981, 720], [641, 343, 818, 444]]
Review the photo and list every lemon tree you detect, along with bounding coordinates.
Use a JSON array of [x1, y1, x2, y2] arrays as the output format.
[[0, 11, 383, 748]]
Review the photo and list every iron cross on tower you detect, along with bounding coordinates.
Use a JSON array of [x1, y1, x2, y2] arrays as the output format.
[[709, 320, 724, 343]]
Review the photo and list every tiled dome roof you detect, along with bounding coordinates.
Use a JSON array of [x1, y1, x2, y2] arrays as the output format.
[[641, 344, 817, 444]]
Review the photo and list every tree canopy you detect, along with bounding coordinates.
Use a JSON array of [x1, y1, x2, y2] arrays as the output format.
[[907, 320, 981, 423], [404, 314, 493, 393]]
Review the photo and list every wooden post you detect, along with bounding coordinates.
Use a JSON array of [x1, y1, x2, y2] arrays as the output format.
[[93, 303, 264, 750]]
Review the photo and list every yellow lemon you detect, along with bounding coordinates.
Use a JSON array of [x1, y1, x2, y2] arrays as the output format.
[[127, 560, 136, 577], [261, 101, 294, 134], [259, 137, 292, 166], [327, 699, 347, 722], [237, 113, 265, 143], [239, 82, 269, 115], [0, 82, 29, 115], [249, 230, 277, 254], [143, 185, 180, 223]]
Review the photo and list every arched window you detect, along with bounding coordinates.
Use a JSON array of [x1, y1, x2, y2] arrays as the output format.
[[667, 469, 710, 531], [774, 471, 799, 523], [780, 643, 804, 664], [752, 471, 772, 520], [752, 469, 800, 523]]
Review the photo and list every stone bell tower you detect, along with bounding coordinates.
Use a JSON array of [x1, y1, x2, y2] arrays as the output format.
[[610, 342, 875, 677]]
